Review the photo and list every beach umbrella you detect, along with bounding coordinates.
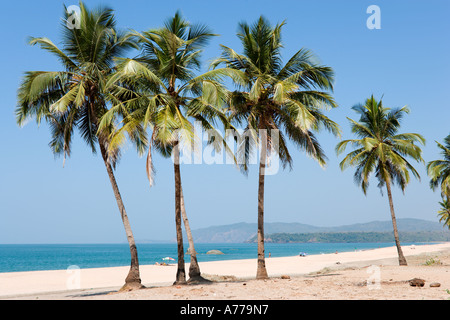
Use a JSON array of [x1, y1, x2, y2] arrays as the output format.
[[162, 257, 175, 261]]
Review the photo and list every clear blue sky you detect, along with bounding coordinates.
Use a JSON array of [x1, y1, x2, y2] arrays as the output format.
[[0, 0, 449, 243]]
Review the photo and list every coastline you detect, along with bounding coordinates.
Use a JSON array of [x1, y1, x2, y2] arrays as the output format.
[[1, 242, 449, 299]]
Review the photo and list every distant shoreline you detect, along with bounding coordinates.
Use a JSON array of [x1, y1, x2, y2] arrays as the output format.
[[247, 231, 450, 244]]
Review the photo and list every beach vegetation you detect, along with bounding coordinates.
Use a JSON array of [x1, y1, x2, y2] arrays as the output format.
[[424, 257, 442, 266]]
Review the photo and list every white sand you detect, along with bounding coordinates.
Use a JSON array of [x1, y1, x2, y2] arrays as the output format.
[[1, 242, 449, 299]]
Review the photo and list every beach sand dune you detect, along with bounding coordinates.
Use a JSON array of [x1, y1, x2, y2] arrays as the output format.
[[1, 243, 449, 300]]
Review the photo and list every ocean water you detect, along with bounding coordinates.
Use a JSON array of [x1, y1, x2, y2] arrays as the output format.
[[0, 242, 421, 273]]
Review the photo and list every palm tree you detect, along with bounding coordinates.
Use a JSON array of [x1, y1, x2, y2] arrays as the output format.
[[15, 2, 144, 290], [336, 96, 425, 266], [427, 134, 450, 229], [211, 16, 340, 279], [437, 198, 450, 229], [427, 134, 450, 198], [100, 12, 236, 284]]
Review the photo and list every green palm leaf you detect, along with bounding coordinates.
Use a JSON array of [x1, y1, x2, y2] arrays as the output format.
[[427, 134, 450, 198]]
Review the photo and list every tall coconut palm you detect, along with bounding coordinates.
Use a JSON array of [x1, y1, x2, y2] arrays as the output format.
[[427, 134, 450, 198], [100, 12, 238, 284], [15, 2, 144, 290], [336, 96, 425, 266], [211, 16, 341, 279]]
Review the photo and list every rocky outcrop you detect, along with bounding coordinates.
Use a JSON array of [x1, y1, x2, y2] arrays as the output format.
[[206, 250, 224, 255]]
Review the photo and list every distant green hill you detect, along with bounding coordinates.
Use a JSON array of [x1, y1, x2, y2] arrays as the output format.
[[246, 231, 450, 243], [188, 219, 450, 243]]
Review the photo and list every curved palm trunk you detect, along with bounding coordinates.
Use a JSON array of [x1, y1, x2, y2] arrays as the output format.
[[99, 144, 143, 289], [256, 137, 269, 279], [180, 185, 209, 283], [173, 141, 187, 285], [386, 181, 407, 266]]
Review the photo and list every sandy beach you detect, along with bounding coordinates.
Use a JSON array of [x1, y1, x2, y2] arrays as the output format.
[[1, 242, 450, 300]]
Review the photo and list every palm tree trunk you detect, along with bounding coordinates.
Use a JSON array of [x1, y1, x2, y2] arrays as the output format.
[[99, 143, 143, 290], [173, 141, 187, 285], [180, 185, 209, 283], [386, 181, 408, 266], [256, 136, 269, 280]]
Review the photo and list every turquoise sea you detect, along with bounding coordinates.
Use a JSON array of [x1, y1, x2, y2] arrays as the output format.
[[0, 242, 424, 273]]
